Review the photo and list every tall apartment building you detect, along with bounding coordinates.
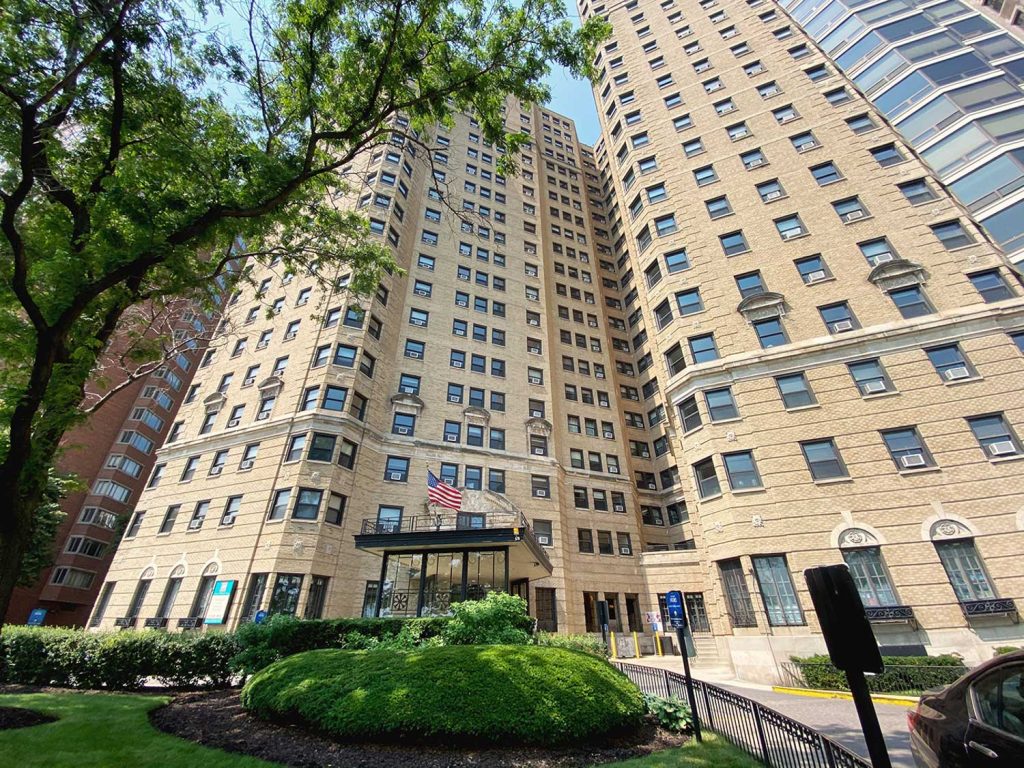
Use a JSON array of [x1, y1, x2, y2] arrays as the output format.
[[580, 0, 1024, 678], [94, 0, 1024, 682], [6, 304, 211, 627], [974, 0, 1024, 31]]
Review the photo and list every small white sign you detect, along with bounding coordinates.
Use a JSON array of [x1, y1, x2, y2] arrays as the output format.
[[204, 579, 236, 625]]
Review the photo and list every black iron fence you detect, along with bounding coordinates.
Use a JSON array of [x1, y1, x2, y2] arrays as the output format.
[[359, 509, 530, 536], [614, 662, 870, 768]]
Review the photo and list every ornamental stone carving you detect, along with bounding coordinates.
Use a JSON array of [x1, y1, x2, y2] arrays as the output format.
[[463, 406, 491, 426], [930, 519, 972, 540], [525, 417, 553, 436], [736, 291, 786, 322], [203, 392, 226, 414], [257, 375, 284, 395], [390, 392, 424, 412], [867, 259, 926, 291], [838, 527, 879, 548]]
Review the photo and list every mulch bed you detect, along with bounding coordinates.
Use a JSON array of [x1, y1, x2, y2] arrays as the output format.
[[151, 689, 688, 768], [0, 705, 56, 730]]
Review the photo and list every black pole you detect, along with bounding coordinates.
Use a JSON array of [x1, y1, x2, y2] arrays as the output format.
[[845, 669, 892, 768], [676, 627, 703, 743]]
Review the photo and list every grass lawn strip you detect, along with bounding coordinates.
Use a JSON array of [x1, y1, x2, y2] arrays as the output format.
[[601, 733, 763, 767], [0, 692, 280, 768]]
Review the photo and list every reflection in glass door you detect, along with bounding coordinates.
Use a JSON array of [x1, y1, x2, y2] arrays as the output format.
[[380, 554, 422, 617], [422, 552, 463, 616]]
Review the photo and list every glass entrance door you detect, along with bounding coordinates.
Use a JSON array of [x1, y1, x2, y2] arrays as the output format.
[[684, 592, 711, 633], [421, 552, 463, 616]]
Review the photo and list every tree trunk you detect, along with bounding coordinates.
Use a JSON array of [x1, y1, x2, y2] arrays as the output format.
[[0, 497, 35, 639]]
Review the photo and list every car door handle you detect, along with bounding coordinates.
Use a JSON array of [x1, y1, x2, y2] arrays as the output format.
[[968, 740, 999, 759]]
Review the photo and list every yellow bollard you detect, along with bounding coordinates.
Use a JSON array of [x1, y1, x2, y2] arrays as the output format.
[[609, 631, 618, 659], [655, 633, 663, 656], [633, 631, 641, 658]]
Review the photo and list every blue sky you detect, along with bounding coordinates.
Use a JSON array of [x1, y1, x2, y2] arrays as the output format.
[[545, 1, 602, 144]]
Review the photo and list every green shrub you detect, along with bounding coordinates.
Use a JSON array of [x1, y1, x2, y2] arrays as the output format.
[[439, 592, 534, 646], [242, 645, 646, 745], [228, 614, 448, 675], [994, 646, 1021, 657], [645, 694, 693, 732], [535, 631, 608, 657], [791, 654, 967, 693]]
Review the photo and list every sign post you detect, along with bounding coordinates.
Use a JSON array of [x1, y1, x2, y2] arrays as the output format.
[[804, 565, 892, 768], [666, 590, 702, 742]]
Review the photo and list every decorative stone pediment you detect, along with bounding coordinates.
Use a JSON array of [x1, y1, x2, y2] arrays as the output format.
[[867, 259, 925, 291], [203, 392, 226, 414], [838, 527, 880, 548], [460, 488, 520, 515], [463, 406, 490, 425], [257, 375, 284, 395], [930, 519, 972, 541], [390, 392, 424, 412], [737, 291, 786, 321], [525, 417, 552, 436]]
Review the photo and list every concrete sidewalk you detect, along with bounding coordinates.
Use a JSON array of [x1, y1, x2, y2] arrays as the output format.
[[620, 654, 914, 767]]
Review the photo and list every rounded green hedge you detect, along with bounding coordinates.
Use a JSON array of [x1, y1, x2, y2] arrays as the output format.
[[241, 644, 646, 745]]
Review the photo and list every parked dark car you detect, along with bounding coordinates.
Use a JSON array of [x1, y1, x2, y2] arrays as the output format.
[[909, 650, 1024, 767]]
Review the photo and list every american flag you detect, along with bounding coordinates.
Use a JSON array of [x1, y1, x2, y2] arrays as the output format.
[[427, 469, 462, 510]]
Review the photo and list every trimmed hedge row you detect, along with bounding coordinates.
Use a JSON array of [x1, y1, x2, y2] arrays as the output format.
[[792, 654, 968, 693], [241, 645, 646, 745]]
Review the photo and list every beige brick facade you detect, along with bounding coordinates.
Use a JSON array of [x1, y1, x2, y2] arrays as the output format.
[[95, 0, 1024, 683]]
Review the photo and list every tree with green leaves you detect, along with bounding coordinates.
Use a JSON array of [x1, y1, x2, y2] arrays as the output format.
[[0, 0, 608, 629]]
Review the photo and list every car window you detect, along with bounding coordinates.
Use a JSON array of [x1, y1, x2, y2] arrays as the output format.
[[971, 664, 1024, 739]]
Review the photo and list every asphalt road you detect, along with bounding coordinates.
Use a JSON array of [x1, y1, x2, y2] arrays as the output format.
[[720, 683, 916, 768]]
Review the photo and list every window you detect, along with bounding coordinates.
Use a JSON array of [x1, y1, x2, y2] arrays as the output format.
[[741, 148, 766, 169], [754, 317, 787, 348], [293, 488, 322, 520], [810, 161, 842, 185], [859, 237, 897, 266], [932, 220, 975, 250], [679, 396, 701, 432], [675, 288, 703, 316], [898, 179, 937, 205], [870, 143, 905, 167], [752, 556, 803, 626], [926, 344, 974, 381], [706, 196, 732, 219], [882, 427, 935, 470], [724, 451, 762, 490], [848, 358, 892, 395], [308, 433, 336, 462], [820, 302, 858, 334], [693, 457, 721, 498], [756, 179, 785, 203], [843, 548, 897, 607], [801, 438, 848, 480], [776, 373, 815, 408], [847, 114, 876, 134], [532, 475, 551, 498], [720, 230, 749, 256], [268, 574, 304, 616], [775, 214, 805, 239], [969, 270, 1013, 302], [689, 334, 718, 363], [665, 343, 686, 375], [323, 385, 348, 411], [889, 286, 933, 319], [268, 489, 291, 520], [694, 165, 718, 186], [935, 540, 996, 602], [825, 87, 850, 105], [967, 413, 1021, 458], [720, 559, 757, 627], [790, 131, 818, 153], [833, 196, 868, 223], [664, 248, 690, 273], [578, 529, 595, 554], [385, 456, 410, 481], [705, 387, 738, 421]]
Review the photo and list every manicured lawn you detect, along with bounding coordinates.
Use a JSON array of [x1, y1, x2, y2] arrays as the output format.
[[604, 733, 762, 767], [0, 691, 761, 768], [0, 692, 279, 768]]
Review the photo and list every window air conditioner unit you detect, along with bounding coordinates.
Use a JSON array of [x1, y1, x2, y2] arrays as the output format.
[[530, 410, 543, 418], [284, 331, 297, 340], [872, 252, 894, 265], [832, 319, 854, 332], [445, 434, 459, 442], [410, 318, 425, 326], [529, 376, 542, 385], [535, 489, 548, 497], [862, 380, 887, 394], [609, 466, 620, 474], [781, 227, 803, 239], [221, 516, 236, 526], [748, 157, 765, 169], [451, 359, 463, 367], [389, 472, 405, 480], [448, 395, 461, 403], [537, 534, 551, 545], [456, 299, 468, 307], [944, 366, 970, 381], [532, 447, 545, 455], [239, 459, 254, 470], [987, 441, 1016, 456], [764, 189, 781, 200], [408, 351, 423, 359], [779, 113, 796, 123], [620, 546, 632, 555], [256, 412, 271, 420], [842, 210, 864, 222], [454, 328, 466, 336], [807, 269, 828, 283], [646, 482, 657, 489], [188, 519, 202, 530], [396, 426, 410, 435], [243, 377, 255, 386], [209, 466, 223, 476], [528, 318, 540, 326], [414, 288, 429, 296], [273, 307, 282, 314], [603, 431, 614, 439], [614, 504, 625, 512], [227, 418, 240, 427], [596, 371, 606, 379], [900, 453, 926, 468], [256, 341, 269, 349]]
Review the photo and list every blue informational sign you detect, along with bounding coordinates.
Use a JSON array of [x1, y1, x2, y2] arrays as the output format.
[[666, 590, 687, 630], [254, 610, 268, 624], [27, 608, 47, 626], [203, 579, 237, 625]]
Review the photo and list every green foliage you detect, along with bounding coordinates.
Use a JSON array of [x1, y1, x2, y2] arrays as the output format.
[[242, 645, 646, 745], [227, 614, 448, 675], [602, 733, 763, 768], [0, 625, 239, 690], [791, 654, 967, 693], [535, 631, 609, 657], [994, 646, 1021, 656], [439, 592, 534, 646], [644, 695, 693, 733], [18, 469, 81, 587]]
